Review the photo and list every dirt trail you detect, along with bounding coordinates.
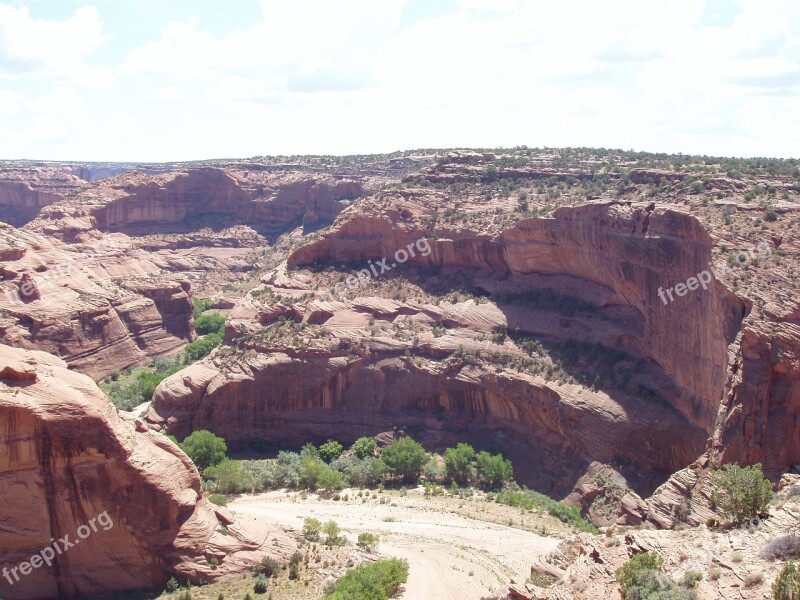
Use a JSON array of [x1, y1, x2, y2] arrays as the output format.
[[231, 490, 560, 599]]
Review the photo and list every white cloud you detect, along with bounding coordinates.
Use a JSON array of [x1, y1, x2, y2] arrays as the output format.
[[2, 0, 800, 160], [0, 4, 110, 84]]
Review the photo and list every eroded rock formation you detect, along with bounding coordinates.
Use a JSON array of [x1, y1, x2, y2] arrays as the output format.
[[0, 344, 296, 600]]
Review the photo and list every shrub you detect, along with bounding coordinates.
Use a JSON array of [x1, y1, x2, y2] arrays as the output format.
[[323, 520, 344, 546], [765, 208, 779, 222], [351, 437, 378, 459], [444, 443, 476, 485], [301, 442, 319, 458], [207, 493, 229, 507], [493, 486, 596, 532], [299, 456, 326, 489], [303, 518, 322, 542], [763, 535, 800, 561], [323, 559, 409, 600], [193, 298, 214, 318], [185, 332, 223, 362], [334, 456, 387, 488], [381, 437, 428, 482], [253, 574, 269, 594], [616, 552, 664, 599], [682, 570, 703, 588], [179, 430, 228, 471], [774, 561, 800, 600], [475, 451, 514, 490], [252, 557, 281, 578], [195, 313, 226, 336], [711, 463, 773, 523], [165, 577, 180, 592], [318, 466, 345, 491], [357, 532, 380, 552], [204, 459, 253, 494], [319, 440, 344, 463]]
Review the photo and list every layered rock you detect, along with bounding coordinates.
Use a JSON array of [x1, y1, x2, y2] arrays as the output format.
[[0, 224, 195, 379], [0, 344, 296, 600], [147, 201, 747, 496]]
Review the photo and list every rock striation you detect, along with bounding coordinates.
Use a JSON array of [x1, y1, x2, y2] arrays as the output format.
[[0, 343, 296, 600]]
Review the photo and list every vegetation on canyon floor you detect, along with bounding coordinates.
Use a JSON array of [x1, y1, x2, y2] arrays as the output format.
[[170, 429, 597, 534], [100, 299, 226, 410]]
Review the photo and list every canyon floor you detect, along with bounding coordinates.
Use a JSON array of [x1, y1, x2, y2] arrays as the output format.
[[230, 489, 561, 599]]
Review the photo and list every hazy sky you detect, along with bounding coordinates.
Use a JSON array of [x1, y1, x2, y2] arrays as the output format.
[[0, 0, 798, 161]]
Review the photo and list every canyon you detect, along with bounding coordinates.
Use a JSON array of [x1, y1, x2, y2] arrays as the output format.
[[1, 149, 799, 598]]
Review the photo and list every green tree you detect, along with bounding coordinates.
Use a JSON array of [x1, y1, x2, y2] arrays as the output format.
[[303, 518, 322, 542], [711, 463, 773, 524], [319, 440, 344, 463], [299, 456, 325, 489], [475, 450, 514, 490], [318, 466, 345, 491], [444, 443, 475, 485], [203, 459, 253, 494], [323, 520, 343, 546], [357, 532, 380, 552], [774, 561, 800, 600], [185, 332, 222, 362], [381, 437, 428, 483], [179, 430, 227, 471], [351, 437, 378, 459], [195, 313, 226, 336]]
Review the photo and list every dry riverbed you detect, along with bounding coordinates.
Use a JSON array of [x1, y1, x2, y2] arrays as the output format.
[[230, 487, 563, 599]]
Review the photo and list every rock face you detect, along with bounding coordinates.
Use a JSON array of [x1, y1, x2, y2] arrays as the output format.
[[0, 181, 65, 228], [147, 202, 747, 496], [0, 224, 195, 380], [77, 168, 362, 239], [0, 343, 296, 600]]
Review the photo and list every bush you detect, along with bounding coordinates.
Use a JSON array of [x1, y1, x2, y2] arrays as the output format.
[[764, 535, 800, 561], [351, 437, 378, 459], [207, 493, 229, 507], [616, 552, 664, 599], [774, 561, 800, 600], [165, 577, 180, 592], [765, 208, 779, 222], [195, 313, 226, 336], [475, 451, 514, 490], [252, 557, 281, 578], [204, 459, 253, 494], [323, 520, 344, 546], [334, 456, 387, 488], [253, 574, 268, 594], [318, 466, 345, 491], [682, 570, 703, 588], [185, 332, 223, 362], [711, 463, 773, 523], [357, 532, 380, 552], [493, 486, 596, 532], [179, 430, 228, 471], [319, 440, 344, 463], [444, 443, 476, 485], [381, 437, 428, 482], [303, 518, 322, 542], [193, 298, 214, 318], [323, 559, 409, 600]]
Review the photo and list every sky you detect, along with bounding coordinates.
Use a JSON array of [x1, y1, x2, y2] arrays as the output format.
[[0, 0, 798, 162]]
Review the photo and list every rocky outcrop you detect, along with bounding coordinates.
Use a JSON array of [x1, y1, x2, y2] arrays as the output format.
[[0, 224, 195, 380], [0, 344, 296, 600], [289, 202, 746, 432], [83, 168, 362, 238], [147, 202, 748, 496], [0, 181, 65, 228]]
